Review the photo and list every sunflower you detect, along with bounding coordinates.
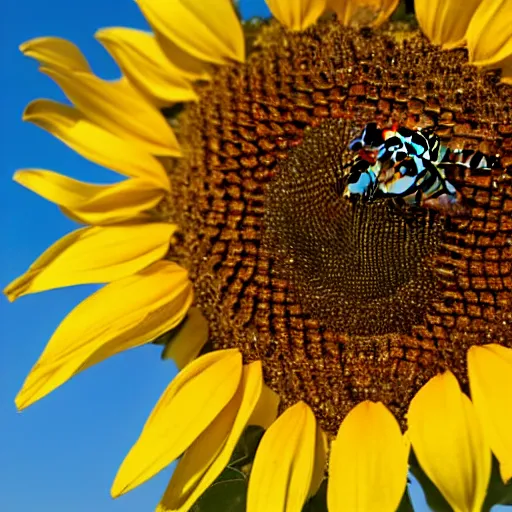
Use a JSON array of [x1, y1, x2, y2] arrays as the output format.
[[6, 0, 512, 510]]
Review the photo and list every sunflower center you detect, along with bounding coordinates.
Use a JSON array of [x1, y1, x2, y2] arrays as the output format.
[[263, 119, 444, 335], [167, 20, 512, 434]]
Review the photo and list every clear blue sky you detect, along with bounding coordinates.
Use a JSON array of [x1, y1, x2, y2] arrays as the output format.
[[0, 1, 508, 511]]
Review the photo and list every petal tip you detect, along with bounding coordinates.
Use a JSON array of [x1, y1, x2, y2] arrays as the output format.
[[3, 286, 16, 302], [19, 37, 43, 55], [21, 101, 39, 121], [14, 389, 31, 411], [111, 463, 136, 499], [110, 478, 125, 499], [19, 41, 30, 54], [3, 278, 23, 302]]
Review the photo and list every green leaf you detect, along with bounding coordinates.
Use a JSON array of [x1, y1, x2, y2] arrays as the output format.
[[191, 467, 247, 512], [397, 484, 415, 512], [161, 103, 186, 124], [482, 456, 512, 511], [391, 0, 416, 18], [214, 466, 246, 484], [302, 480, 328, 512], [229, 426, 264, 469]]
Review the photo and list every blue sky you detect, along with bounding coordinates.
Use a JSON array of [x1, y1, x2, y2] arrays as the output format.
[[0, 1, 508, 511]]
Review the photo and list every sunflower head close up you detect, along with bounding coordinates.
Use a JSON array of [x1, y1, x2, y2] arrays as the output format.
[[5, 0, 512, 511]]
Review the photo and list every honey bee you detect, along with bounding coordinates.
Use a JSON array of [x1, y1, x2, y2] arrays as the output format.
[[338, 122, 499, 215]]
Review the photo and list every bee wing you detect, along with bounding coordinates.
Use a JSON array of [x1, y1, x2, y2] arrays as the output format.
[[422, 191, 469, 216]]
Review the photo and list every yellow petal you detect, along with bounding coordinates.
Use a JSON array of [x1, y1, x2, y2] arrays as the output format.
[[468, 344, 512, 483], [157, 361, 263, 512], [154, 36, 211, 82], [14, 169, 165, 225], [130, 10, 211, 82], [466, 0, 512, 67], [111, 349, 243, 496], [247, 401, 317, 512], [309, 427, 328, 497], [5, 229, 81, 300], [248, 383, 280, 429], [327, 0, 398, 27], [95, 28, 198, 106], [4, 223, 176, 300], [41, 67, 181, 157], [326, 0, 354, 25], [266, 0, 326, 31], [161, 306, 209, 369], [414, 0, 482, 48], [20, 36, 91, 72], [500, 56, 512, 83], [327, 401, 409, 512], [159, 386, 241, 510], [15, 260, 192, 409], [408, 371, 491, 512], [136, 0, 245, 64], [372, 0, 399, 26], [23, 99, 169, 186]]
